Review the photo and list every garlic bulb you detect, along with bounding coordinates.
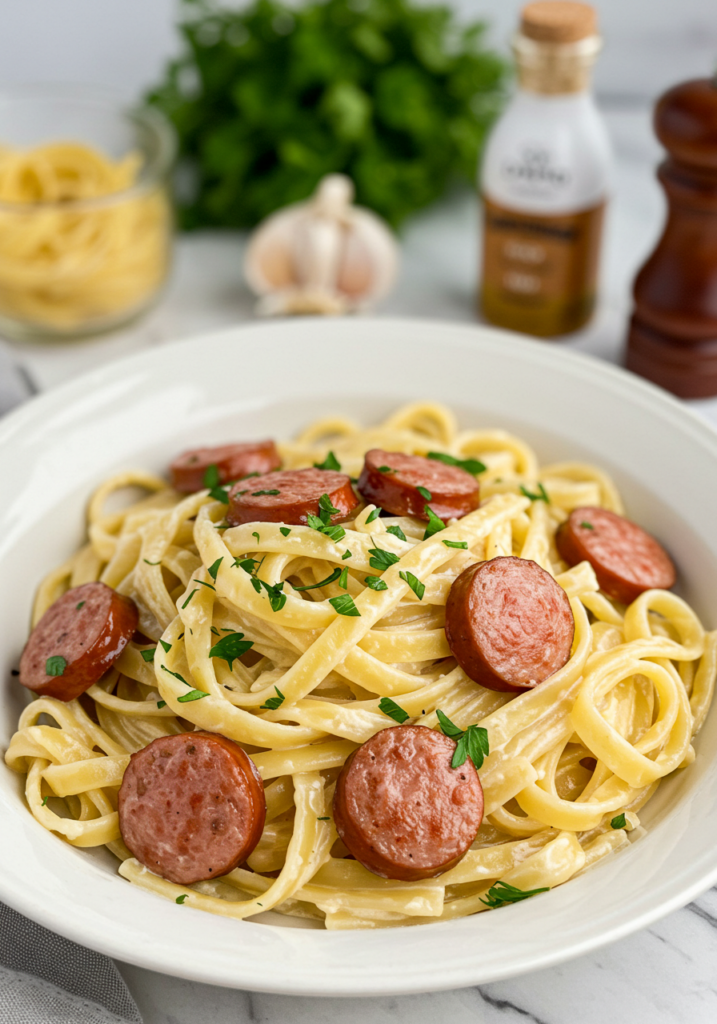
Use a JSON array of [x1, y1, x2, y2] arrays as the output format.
[[244, 174, 399, 315]]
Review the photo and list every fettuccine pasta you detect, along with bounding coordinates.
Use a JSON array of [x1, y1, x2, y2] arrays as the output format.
[[6, 402, 715, 929]]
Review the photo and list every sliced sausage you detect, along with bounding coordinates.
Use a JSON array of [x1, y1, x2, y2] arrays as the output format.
[[170, 441, 281, 493], [556, 507, 676, 605], [357, 449, 480, 522], [333, 724, 483, 881], [118, 731, 266, 885], [19, 581, 138, 701], [227, 467, 359, 527], [445, 556, 574, 693]]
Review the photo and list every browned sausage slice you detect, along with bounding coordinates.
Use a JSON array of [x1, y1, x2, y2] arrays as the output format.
[[19, 582, 138, 702], [556, 507, 676, 605], [118, 731, 266, 885], [445, 556, 574, 693], [333, 724, 483, 881], [357, 449, 480, 521], [227, 467, 359, 527], [170, 441, 281, 493]]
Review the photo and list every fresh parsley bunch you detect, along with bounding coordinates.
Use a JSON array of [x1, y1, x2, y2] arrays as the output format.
[[148, 0, 507, 228]]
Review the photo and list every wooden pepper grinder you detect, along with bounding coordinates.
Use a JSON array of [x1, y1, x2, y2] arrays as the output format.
[[625, 77, 717, 397]]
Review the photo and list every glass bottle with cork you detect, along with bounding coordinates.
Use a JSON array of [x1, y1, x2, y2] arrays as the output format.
[[479, 1, 612, 337]]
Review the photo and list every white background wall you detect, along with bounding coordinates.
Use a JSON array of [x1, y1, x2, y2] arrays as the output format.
[[0, 0, 714, 106]]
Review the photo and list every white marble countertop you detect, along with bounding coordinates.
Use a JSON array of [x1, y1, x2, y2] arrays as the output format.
[[5, 106, 717, 1022]]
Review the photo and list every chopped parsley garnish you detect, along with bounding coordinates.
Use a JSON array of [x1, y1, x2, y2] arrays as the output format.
[[209, 484, 230, 503], [480, 880, 549, 908], [234, 556, 260, 574], [368, 546, 400, 571], [416, 485, 432, 501], [182, 589, 199, 609], [365, 506, 382, 523], [377, 466, 394, 474], [140, 648, 156, 663], [280, 527, 292, 537], [520, 483, 549, 503], [177, 688, 209, 703], [329, 593, 361, 617], [611, 813, 627, 829], [45, 656, 67, 677], [317, 816, 330, 821], [76, 601, 86, 610], [399, 570, 425, 600], [251, 577, 287, 612], [428, 452, 486, 475], [342, 549, 352, 560], [143, 559, 161, 566], [364, 575, 388, 591], [157, 700, 167, 709], [209, 631, 254, 670], [378, 697, 410, 724], [306, 493, 346, 542], [260, 686, 285, 710], [176, 894, 188, 904], [290, 568, 341, 591], [160, 640, 172, 653], [207, 557, 223, 581], [423, 505, 446, 539], [386, 525, 407, 542], [338, 567, 348, 589], [204, 464, 220, 488], [161, 665, 189, 685], [41, 795, 49, 807], [252, 531, 260, 544], [314, 451, 341, 471], [436, 710, 490, 770], [580, 521, 594, 530], [195, 579, 216, 591], [443, 539, 468, 549], [252, 489, 281, 496]]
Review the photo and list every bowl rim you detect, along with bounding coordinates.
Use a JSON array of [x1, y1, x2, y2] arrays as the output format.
[[0, 83, 176, 212]]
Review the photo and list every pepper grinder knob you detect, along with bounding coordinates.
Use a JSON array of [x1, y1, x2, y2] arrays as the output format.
[[625, 77, 717, 397]]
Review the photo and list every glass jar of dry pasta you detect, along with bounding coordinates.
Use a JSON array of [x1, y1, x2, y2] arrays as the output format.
[[0, 86, 176, 340]]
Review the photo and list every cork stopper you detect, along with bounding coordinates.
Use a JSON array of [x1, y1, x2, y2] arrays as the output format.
[[521, 2, 597, 44]]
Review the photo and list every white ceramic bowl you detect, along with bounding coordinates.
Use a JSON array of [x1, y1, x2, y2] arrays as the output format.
[[1, 318, 717, 996]]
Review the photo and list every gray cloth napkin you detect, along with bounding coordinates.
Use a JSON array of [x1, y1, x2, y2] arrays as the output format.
[[0, 343, 144, 1023]]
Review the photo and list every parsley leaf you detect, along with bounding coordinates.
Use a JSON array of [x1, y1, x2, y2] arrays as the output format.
[[45, 656, 67, 677], [611, 813, 627, 829], [280, 527, 291, 537], [260, 686, 285, 710], [41, 795, 49, 807], [580, 521, 594, 530], [314, 451, 341, 471], [252, 489, 281, 496], [290, 568, 341, 591], [428, 452, 486, 475], [423, 505, 446, 539], [378, 697, 410, 724], [176, 894, 188, 904], [364, 575, 388, 591], [399, 570, 425, 600], [386, 524, 407, 542], [208, 557, 223, 581], [365, 506, 382, 523], [76, 601, 86, 609], [338, 567, 348, 589], [182, 589, 199, 609], [342, 549, 352, 560], [252, 531, 260, 544], [377, 465, 394, 474], [252, 578, 286, 612], [368, 546, 400, 571], [329, 594, 361, 617], [140, 648, 156, 663], [307, 494, 346, 542], [161, 665, 189, 686], [177, 688, 209, 703], [520, 483, 549, 503], [443, 539, 468, 549], [157, 700, 167, 709], [480, 880, 550, 908], [160, 640, 172, 653], [234, 556, 259, 574], [195, 579, 216, 591], [209, 631, 254, 670], [436, 710, 490, 770], [318, 493, 340, 518], [203, 464, 220, 488], [417, 485, 432, 501], [208, 483, 230, 503]]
